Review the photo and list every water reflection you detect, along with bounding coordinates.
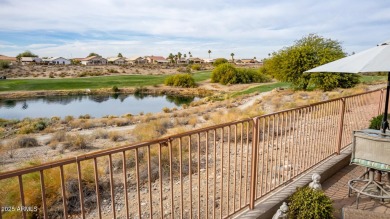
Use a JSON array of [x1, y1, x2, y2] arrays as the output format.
[[0, 94, 199, 119]]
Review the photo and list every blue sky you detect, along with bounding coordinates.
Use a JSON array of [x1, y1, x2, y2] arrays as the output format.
[[1, 0, 390, 59]]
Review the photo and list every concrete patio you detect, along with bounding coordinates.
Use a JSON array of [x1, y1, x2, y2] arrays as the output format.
[[236, 146, 390, 219], [323, 164, 390, 218]]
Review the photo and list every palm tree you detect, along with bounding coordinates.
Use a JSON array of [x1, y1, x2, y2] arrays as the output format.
[[208, 50, 211, 58], [178, 52, 182, 60], [168, 53, 174, 64], [231, 53, 235, 62], [189, 51, 192, 58]]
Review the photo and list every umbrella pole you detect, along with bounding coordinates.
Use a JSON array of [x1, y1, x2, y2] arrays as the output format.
[[381, 72, 390, 133]]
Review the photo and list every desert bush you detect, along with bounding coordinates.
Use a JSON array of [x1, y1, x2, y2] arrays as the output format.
[[107, 68, 119, 73], [93, 128, 109, 139], [177, 66, 191, 73], [65, 134, 87, 150], [132, 119, 172, 142], [213, 58, 228, 67], [15, 136, 39, 148], [288, 186, 334, 219], [191, 64, 201, 71], [164, 73, 196, 88], [211, 63, 271, 85], [162, 107, 171, 113], [79, 114, 91, 119], [0, 60, 10, 69], [63, 115, 74, 123], [108, 131, 122, 142], [17, 119, 48, 134], [112, 85, 120, 92], [51, 130, 67, 142]]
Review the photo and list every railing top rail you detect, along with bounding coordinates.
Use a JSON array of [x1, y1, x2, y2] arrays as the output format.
[[253, 88, 383, 119], [0, 88, 383, 180]]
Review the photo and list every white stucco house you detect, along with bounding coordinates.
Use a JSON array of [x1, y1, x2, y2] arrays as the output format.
[[107, 57, 126, 65], [42, 57, 71, 65], [81, 56, 107, 65]]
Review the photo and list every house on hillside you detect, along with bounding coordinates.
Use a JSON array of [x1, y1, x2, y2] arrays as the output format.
[[81, 56, 107, 65], [126, 56, 146, 65], [203, 58, 215, 63], [0, 55, 17, 63], [21, 57, 42, 65], [145, 56, 169, 64], [177, 58, 187, 64], [42, 57, 71, 65], [107, 57, 126, 65], [188, 57, 204, 64]]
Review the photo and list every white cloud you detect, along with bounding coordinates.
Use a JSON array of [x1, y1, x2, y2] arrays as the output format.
[[1, 0, 390, 58]]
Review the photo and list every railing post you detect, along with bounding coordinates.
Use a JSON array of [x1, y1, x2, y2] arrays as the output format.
[[249, 117, 259, 209], [336, 98, 346, 154], [378, 89, 384, 116]]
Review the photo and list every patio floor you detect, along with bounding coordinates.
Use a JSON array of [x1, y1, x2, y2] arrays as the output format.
[[322, 164, 390, 219]]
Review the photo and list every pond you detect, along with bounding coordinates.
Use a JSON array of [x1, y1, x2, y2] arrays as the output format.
[[0, 93, 198, 119]]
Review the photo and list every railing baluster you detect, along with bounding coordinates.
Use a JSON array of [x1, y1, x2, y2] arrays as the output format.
[[249, 117, 259, 210], [39, 170, 48, 219], [108, 154, 116, 219], [122, 151, 129, 219], [93, 158, 102, 219], [18, 175, 26, 219], [59, 166, 68, 219], [76, 161, 85, 219]]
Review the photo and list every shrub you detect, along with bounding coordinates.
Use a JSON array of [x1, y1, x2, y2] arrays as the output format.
[[93, 128, 109, 139], [15, 136, 39, 148], [369, 114, 389, 130], [65, 134, 87, 150], [164, 73, 197, 88], [212, 63, 271, 85], [0, 60, 10, 69], [112, 86, 120, 92], [191, 64, 201, 71], [212, 58, 228, 67], [288, 187, 334, 219], [162, 107, 171, 113], [108, 131, 121, 142]]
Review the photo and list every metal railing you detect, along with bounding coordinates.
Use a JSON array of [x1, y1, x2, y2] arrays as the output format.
[[0, 89, 384, 219]]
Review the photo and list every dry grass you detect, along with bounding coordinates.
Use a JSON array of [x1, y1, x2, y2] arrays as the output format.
[[0, 160, 106, 218]]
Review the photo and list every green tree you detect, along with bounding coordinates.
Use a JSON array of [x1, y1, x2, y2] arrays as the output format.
[[168, 53, 175, 64], [16, 50, 38, 61], [188, 51, 192, 57], [231, 53, 235, 62], [118, 53, 123, 57], [208, 50, 211, 58], [263, 34, 359, 90], [178, 52, 182, 61], [87, 52, 100, 57]]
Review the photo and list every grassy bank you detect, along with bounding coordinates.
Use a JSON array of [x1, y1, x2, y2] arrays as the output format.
[[232, 82, 291, 97], [0, 71, 212, 92]]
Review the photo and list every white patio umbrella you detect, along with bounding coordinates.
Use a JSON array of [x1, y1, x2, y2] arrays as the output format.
[[305, 41, 390, 133]]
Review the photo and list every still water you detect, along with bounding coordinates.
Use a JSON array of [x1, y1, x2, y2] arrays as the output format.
[[0, 94, 198, 119]]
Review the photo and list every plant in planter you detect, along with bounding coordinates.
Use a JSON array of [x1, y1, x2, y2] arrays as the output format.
[[368, 114, 390, 130], [288, 186, 334, 219]]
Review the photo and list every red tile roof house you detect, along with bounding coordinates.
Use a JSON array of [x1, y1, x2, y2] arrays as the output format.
[[145, 56, 169, 64], [80, 56, 107, 65]]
